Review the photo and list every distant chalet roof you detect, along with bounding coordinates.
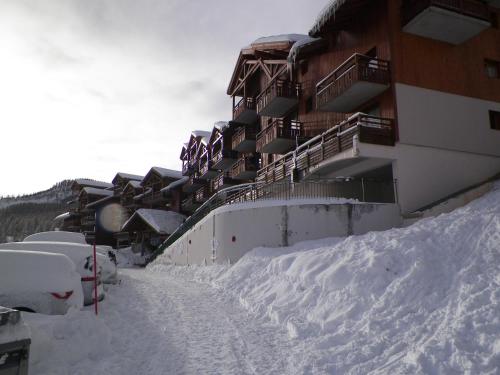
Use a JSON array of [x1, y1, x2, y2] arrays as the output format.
[[147, 167, 183, 180], [191, 130, 211, 139], [113, 172, 144, 183], [81, 187, 114, 197], [125, 180, 142, 190], [73, 179, 113, 190], [122, 208, 186, 235]]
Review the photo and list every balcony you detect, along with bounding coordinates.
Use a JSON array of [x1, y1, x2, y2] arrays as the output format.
[[402, 0, 491, 44], [211, 148, 238, 170], [233, 97, 258, 124], [256, 119, 301, 154], [182, 176, 204, 193], [256, 80, 300, 117], [230, 157, 258, 180], [195, 185, 211, 203], [182, 161, 195, 176], [317, 54, 390, 113], [256, 114, 395, 184], [232, 125, 258, 153], [212, 172, 238, 192], [182, 194, 204, 213], [199, 160, 218, 180]]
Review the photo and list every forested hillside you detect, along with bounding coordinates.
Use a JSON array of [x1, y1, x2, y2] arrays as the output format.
[[0, 180, 73, 242]]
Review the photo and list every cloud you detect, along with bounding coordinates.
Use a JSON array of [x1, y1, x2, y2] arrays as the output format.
[[0, 0, 327, 196]]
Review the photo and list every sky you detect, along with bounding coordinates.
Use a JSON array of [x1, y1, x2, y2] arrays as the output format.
[[0, 0, 328, 196]]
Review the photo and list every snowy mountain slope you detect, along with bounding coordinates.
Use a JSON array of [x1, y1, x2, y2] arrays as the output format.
[[0, 180, 73, 209], [0, 180, 73, 242], [152, 181, 500, 374]]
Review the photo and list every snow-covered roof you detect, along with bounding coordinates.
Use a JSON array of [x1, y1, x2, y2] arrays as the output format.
[[113, 172, 144, 183], [125, 180, 142, 190], [81, 187, 114, 197], [214, 121, 230, 133], [161, 176, 189, 195], [287, 37, 324, 64], [122, 209, 186, 235], [73, 179, 113, 189], [53, 212, 73, 221], [309, 0, 349, 37], [191, 130, 211, 139], [146, 167, 183, 180], [251, 34, 311, 46]]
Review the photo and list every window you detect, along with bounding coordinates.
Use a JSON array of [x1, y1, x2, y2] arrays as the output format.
[[485, 60, 499, 79], [490, 110, 500, 130]]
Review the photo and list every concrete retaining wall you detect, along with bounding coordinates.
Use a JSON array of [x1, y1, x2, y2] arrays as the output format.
[[162, 202, 402, 266]]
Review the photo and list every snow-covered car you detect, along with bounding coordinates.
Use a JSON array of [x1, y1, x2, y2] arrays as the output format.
[[24, 231, 87, 244], [23, 231, 118, 273], [0, 241, 117, 284], [0, 242, 107, 305], [0, 250, 83, 314]]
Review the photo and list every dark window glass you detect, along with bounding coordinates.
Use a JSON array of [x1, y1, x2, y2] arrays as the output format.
[[490, 111, 500, 130], [485, 60, 499, 79]]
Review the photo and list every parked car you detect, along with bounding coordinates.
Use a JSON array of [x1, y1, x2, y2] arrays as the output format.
[[23, 231, 118, 273], [24, 231, 87, 244], [0, 241, 117, 284], [0, 250, 83, 314], [0, 242, 106, 305]]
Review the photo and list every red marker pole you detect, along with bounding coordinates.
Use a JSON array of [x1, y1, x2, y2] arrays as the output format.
[[93, 241, 98, 315]]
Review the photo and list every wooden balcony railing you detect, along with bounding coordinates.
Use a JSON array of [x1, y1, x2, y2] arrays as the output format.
[[232, 125, 258, 151], [233, 97, 257, 122], [256, 80, 301, 116], [256, 119, 301, 153], [316, 54, 390, 112], [229, 157, 258, 180], [195, 185, 211, 203], [211, 172, 237, 191], [402, 0, 491, 25], [256, 113, 394, 184]]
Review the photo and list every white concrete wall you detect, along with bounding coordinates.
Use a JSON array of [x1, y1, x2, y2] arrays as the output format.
[[395, 83, 500, 157], [356, 143, 500, 214], [163, 202, 402, 266]]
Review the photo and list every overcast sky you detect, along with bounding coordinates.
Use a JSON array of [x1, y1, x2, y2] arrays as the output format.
[[0, 0, 327, 196]]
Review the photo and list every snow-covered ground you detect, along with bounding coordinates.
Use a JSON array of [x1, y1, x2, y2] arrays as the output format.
[[21, 182, 500, 374]]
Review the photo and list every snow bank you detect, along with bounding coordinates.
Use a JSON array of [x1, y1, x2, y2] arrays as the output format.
[[150, 182, 500, 374], [23, 309, 112, 375]]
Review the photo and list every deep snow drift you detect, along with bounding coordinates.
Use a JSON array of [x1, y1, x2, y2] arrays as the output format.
[[152, 182, 500, 374]]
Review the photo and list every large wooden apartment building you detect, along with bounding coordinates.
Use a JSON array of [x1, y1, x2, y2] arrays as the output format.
[[225, 0, 500, 214]]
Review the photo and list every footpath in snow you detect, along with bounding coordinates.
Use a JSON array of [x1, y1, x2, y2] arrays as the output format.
[[24, 268, 294, 375], [22, 181, 500, 374]]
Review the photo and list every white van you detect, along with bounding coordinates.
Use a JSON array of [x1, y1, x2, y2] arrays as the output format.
[[0, 250, 83, 314], [0, 242, 107, 305]]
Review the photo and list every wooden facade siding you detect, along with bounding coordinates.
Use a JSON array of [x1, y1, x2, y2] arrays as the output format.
[[390, 0, 500, 102]]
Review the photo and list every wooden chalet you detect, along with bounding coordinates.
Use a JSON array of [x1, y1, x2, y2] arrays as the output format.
[[141, 167, 183, 209], [78, 187, 114, 243], [112, 172, 144, 194], [121, 208, 186, 256]]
